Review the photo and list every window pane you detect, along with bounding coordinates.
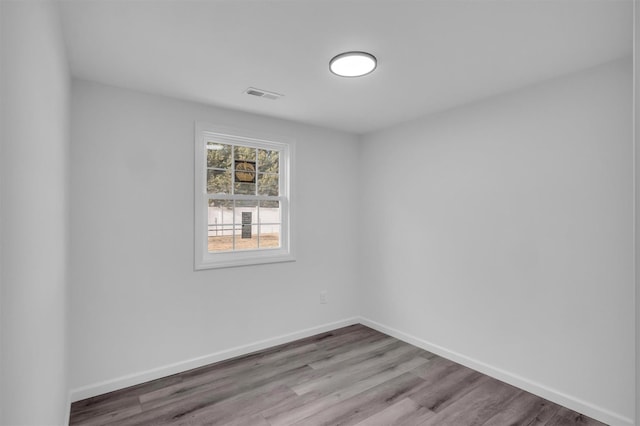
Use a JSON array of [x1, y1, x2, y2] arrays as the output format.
[[260, 225, 280, 248], [234, 201, 258, 250], [234, 146, 256, 161], [209, 198, 233, 208], [207, 169, 231, 194], [259, 199, 280, 211], [258, 149, 279, 174], [234, 182, 256, 195], [259, 200, 281, 249], [232, 225, 259, 250], [207, 143, 231, 169], [258, 173, 279, 196], [208, 199, 234, 252], [235, 199, 259, 208]]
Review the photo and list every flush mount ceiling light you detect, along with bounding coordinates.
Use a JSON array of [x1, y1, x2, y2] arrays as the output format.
[[329, 51, 377, 77]]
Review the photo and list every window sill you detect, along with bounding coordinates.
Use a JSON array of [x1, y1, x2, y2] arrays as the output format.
[[195, 251, 296, 270]]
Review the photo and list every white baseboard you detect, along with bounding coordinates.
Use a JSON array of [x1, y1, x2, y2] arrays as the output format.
[[69, 317, 359, 403], [358, 316, 634, 426]]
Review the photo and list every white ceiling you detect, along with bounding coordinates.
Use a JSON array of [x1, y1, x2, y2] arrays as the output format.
[[58, 0, 633, 135]]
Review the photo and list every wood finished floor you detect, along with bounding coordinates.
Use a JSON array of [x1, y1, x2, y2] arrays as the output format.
[[70, 325, 606, 426]]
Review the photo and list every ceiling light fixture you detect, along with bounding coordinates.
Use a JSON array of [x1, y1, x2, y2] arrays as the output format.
[[329, 51, 377, 77]]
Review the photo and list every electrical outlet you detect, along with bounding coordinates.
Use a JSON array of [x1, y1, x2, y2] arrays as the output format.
[[320, 290, 328, 304]]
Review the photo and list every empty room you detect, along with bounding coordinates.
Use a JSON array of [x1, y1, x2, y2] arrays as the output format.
[[1, 0, 638, 425]]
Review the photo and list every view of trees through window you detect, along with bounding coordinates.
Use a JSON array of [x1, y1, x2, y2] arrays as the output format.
[[206, 142, 281, 252]]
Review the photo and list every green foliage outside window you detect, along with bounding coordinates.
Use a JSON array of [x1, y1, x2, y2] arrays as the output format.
[[207, 143, 280, 208]]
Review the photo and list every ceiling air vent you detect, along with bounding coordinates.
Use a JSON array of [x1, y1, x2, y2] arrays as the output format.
[[244, 87, 284, 101]]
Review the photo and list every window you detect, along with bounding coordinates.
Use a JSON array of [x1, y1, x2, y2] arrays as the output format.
[[195, 123, 294, 269]]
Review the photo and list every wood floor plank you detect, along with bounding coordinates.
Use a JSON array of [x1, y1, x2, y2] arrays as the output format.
[[171, 341, 321, 391], [408, 361, 485, 412], [291, 341, 418, 395], [352, 397, 435, 426], [313, 326, 382, 351], [272, 341, 410, 395], [139, 332, 375, 413], [114, 380, 295, 426], [421, 376, 522, 426], [264, 356, 427, 426], [222, 344, 427, 424], [70, 375, 182, 424], [70, 395, 141, 426], [171, 384, 296, 426], [307, 335, 397, 370], [220, 413, 271, 426], [110, 353, 318, 425], [410, 355, 461, 382], [397, 406, 441, 426], [221, 342, 415, 410], [73, 403, 142, 426], [69, 324, 608, 426], [138, 343, 320, 407], [140, 363, 313, 415], [314, 329, 391, 354], [481, 390, 561, 426], [171, 324, 366, 386], [290, 372, 426, 426], [544, 407, 607, 426]]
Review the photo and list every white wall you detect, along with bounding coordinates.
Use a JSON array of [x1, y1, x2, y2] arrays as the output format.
[[635, 0, 639, 422], [359, 58, 634, 425], [69, 80, 360, 395], [0, 1, 70, 425], [1, 2, 4, 420]]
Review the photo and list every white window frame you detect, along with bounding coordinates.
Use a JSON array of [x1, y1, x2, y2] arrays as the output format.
[[194, 122, 295, 270]]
